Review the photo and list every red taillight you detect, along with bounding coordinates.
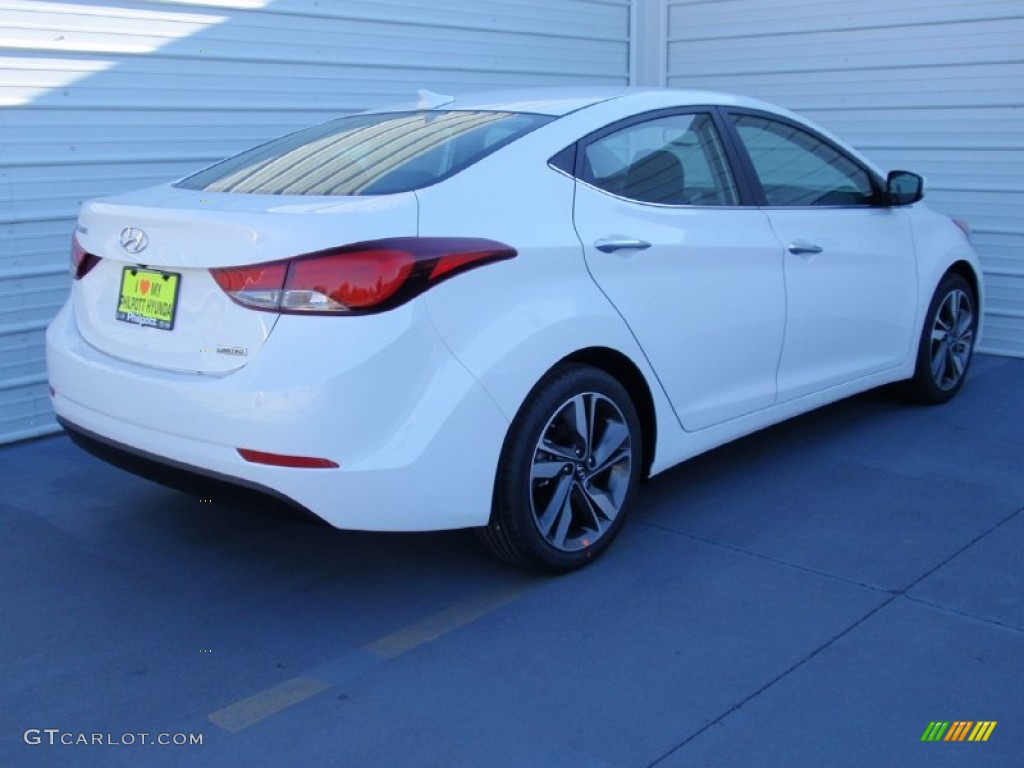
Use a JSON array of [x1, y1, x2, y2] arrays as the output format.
[[70, 234, 100, 280], [286, 249, 414, 310], [237, 448, 339, 469], [211, 237, 515, 314]]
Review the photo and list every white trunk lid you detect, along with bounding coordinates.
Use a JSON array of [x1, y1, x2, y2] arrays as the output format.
[[72, 184, 418, 374]]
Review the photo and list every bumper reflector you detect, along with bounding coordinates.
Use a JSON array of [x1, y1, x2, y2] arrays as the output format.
[[237, 448, 339, 469]]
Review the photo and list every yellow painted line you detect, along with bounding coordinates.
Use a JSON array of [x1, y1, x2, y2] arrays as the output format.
[[209, 676, 330, 733], [208, 584, 530, 733], [364, 584, 531, 660]]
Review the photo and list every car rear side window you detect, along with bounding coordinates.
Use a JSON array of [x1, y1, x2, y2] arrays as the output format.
[[176, 111, 552, 196], [580, 113, 738, 206], [730, 114, 875, 207]]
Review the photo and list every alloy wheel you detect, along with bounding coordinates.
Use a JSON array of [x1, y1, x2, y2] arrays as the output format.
[[528, 392, 633, 552], [929, 288, 974, 391]]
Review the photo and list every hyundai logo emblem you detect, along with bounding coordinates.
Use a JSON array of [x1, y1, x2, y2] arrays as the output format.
[[120, 227, 149, 254]]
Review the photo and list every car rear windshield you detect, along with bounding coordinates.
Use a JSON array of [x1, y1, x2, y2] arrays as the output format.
[[175, 110, 553, 196]]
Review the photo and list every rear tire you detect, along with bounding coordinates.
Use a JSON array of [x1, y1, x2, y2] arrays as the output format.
[[904, 273, 977, 404], [478, 363, 642, 572]]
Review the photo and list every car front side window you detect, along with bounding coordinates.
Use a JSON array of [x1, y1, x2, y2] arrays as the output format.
[[730, 114, 875, 207], [580, 113, 738, 206]]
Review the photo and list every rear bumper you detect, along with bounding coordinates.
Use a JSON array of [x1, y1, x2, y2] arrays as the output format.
[[46, 300, 509, 531], [58, 416, 322, 524]]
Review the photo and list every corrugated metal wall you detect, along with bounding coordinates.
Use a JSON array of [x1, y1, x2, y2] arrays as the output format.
[[667, 0, 1024, 358], [0, 0, 631, 443]]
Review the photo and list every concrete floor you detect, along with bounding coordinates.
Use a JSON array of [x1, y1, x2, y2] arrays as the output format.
[[1, 354, 1021, 767]]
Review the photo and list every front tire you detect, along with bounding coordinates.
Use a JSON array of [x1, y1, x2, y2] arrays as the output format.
[[905, 273, 977, 404], [479, 363, 643, 572]]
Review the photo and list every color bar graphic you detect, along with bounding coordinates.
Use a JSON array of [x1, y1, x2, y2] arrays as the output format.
[[921, 720, 996, 742]]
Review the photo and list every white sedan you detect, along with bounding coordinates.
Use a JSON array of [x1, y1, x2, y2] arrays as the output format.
[[47, 88, 981, 571]]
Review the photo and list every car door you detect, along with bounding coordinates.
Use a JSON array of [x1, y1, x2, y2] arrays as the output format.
[[571, 110, 786, 431], [726, 111, 918, 402]]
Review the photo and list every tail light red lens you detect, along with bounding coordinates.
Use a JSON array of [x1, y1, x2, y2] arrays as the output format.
[[70, 234, 101, 280], [286, 249, 414, 310], [211, 237, 515, 314]]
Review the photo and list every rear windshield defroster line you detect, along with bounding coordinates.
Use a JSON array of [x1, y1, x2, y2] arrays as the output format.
[[175, 111, 553, 196]]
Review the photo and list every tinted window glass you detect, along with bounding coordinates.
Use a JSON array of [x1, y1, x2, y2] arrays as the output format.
[[731, 115, 875, 206], [176, 111, 552, 196], [581, 113, 738, 205]]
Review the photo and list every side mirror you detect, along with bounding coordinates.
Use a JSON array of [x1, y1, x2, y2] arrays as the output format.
[[886, 170, 924, 206]]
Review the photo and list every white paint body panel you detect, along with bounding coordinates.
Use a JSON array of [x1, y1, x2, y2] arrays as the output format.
[[77, 187, 420, 268], [73, 259, 276, 375], [73, 188, 418, 374], [766, 207, 919, 401], [574, 189, 786, 431], [48, 298, 510, 531]]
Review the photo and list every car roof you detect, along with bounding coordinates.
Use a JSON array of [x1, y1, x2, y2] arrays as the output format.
[[363, 87, 879, 177], [370, 87, 784, 117]]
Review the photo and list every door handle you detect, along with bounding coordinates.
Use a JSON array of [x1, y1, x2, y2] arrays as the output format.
[[787, 240, 823, 255], [594, 237, 652, 253]]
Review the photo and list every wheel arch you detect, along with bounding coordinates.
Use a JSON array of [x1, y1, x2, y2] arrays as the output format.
[[561, 346, 657, 479], [946, 259, 982, 307], [940, 259, 984, 343]]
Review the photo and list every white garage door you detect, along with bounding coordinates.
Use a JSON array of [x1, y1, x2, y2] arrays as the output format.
[[668, 0, 1024, 358], [0, 0, 631, 444]]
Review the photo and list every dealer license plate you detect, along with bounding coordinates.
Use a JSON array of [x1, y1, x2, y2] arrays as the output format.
[[116, 267, 181, 331]]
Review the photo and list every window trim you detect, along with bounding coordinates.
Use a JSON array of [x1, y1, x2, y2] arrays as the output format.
[[718, 107, 887, 209]]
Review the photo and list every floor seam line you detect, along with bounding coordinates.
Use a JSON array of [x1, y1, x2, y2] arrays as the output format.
[[900, 593, 1024, 634], [890, 505, 1023, 596], [634, 519, 892, 595], [645, 593, 898, 767]]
